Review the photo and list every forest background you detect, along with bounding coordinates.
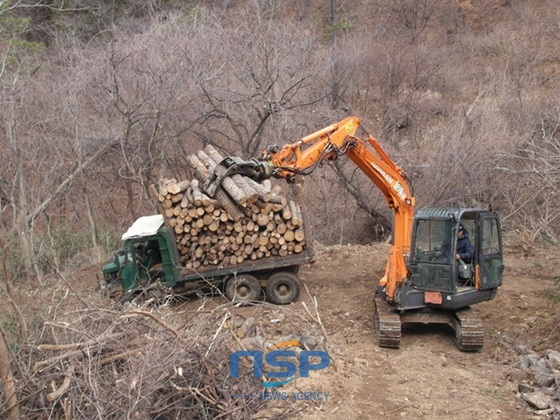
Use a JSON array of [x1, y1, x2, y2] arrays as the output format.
[[1, 1, 560, 419], [1, 0, 559, 280]]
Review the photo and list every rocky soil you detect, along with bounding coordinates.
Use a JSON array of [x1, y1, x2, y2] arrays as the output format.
[[244, 243, 560, 419]]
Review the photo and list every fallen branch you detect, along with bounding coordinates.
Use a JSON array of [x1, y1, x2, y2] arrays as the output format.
[[302, 283, 336, 369], [33, 349, 83, 372], [120, 310, 180, 338], [47, 361, 77, 402], [37, 331, 121, 351], [97, 349, 143, 366], [205, 313, 228, 357]]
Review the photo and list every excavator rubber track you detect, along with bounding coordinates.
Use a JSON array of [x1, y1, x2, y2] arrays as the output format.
[[452, 307, 484, 352], [374, 295, 484, 351], [373, 295, 401, 348]]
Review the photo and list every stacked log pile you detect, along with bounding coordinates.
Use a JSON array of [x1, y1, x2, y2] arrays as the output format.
[[149, 145, 307, 273]]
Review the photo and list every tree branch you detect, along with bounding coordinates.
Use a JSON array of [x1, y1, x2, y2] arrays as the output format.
[[26, 141, 116, 227]]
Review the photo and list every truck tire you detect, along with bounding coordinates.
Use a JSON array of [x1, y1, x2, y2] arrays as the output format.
[[225, 274, 261, 304], [265, 272, 300, 305]]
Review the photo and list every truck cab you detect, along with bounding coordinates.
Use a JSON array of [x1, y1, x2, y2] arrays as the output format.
[[102, 215, 177, 295]]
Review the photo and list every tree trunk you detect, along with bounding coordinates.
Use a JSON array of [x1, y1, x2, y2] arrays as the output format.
[[85, 193, 101, 263], [7, 112, 38, 283], [0, 326, 20, 420]]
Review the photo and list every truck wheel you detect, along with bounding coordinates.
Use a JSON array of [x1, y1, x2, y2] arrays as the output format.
[[225, 275, 261, 304], [265, 272, 300, 305]]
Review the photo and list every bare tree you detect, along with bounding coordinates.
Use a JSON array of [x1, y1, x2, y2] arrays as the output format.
[[155, 10, 330, 157]]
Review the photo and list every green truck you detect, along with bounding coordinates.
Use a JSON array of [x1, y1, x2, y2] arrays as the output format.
[[101, 215, 314, 304]]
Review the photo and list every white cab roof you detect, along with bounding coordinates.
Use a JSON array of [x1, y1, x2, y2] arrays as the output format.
[[122, 215, 164, 241]]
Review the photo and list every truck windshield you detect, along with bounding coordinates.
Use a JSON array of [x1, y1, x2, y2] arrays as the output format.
[[115, 250, 126, 265], [114, 247, 134, 265], [413, 219, 455, 264]]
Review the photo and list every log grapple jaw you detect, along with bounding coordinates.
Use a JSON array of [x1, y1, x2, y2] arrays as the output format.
[[203, 156, 277, 197]]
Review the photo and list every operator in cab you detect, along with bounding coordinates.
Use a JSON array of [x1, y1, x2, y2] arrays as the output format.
[[455, 223, 473, 263]]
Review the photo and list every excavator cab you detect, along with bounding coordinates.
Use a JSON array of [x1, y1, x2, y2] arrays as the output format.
[[374, 208, 504, 351], [404, 208, 503, 310]]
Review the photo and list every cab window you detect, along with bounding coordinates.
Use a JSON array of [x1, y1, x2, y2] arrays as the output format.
[[482, 218, 501, 255], [414, 219, 454, 263]]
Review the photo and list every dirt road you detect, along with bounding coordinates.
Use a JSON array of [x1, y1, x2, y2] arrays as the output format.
[[61, 242, 558, 419], [251, 243, 559, 419]]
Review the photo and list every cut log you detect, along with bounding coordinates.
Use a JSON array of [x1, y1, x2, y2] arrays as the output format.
[[204, 145, 259, 204], [191, 179, 203, 206], [167, 180, 190, 195], [256, 213, 270, 227], [159, 178, 177, 196], [245, 177, 273, 202], [289, 200, 302, 227], [283, 230, 295, 242], [282, 205, 292, 221]]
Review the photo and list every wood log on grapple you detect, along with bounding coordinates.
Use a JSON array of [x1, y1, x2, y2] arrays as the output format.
[[153, 148, 309, 272]]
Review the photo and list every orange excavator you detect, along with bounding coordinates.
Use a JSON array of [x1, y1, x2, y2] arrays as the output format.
[[205, 116, 504, 351]]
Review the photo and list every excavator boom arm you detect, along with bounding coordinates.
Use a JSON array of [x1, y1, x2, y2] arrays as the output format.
[[203, 117, 415, 301], [263, 116, 415, 301]]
